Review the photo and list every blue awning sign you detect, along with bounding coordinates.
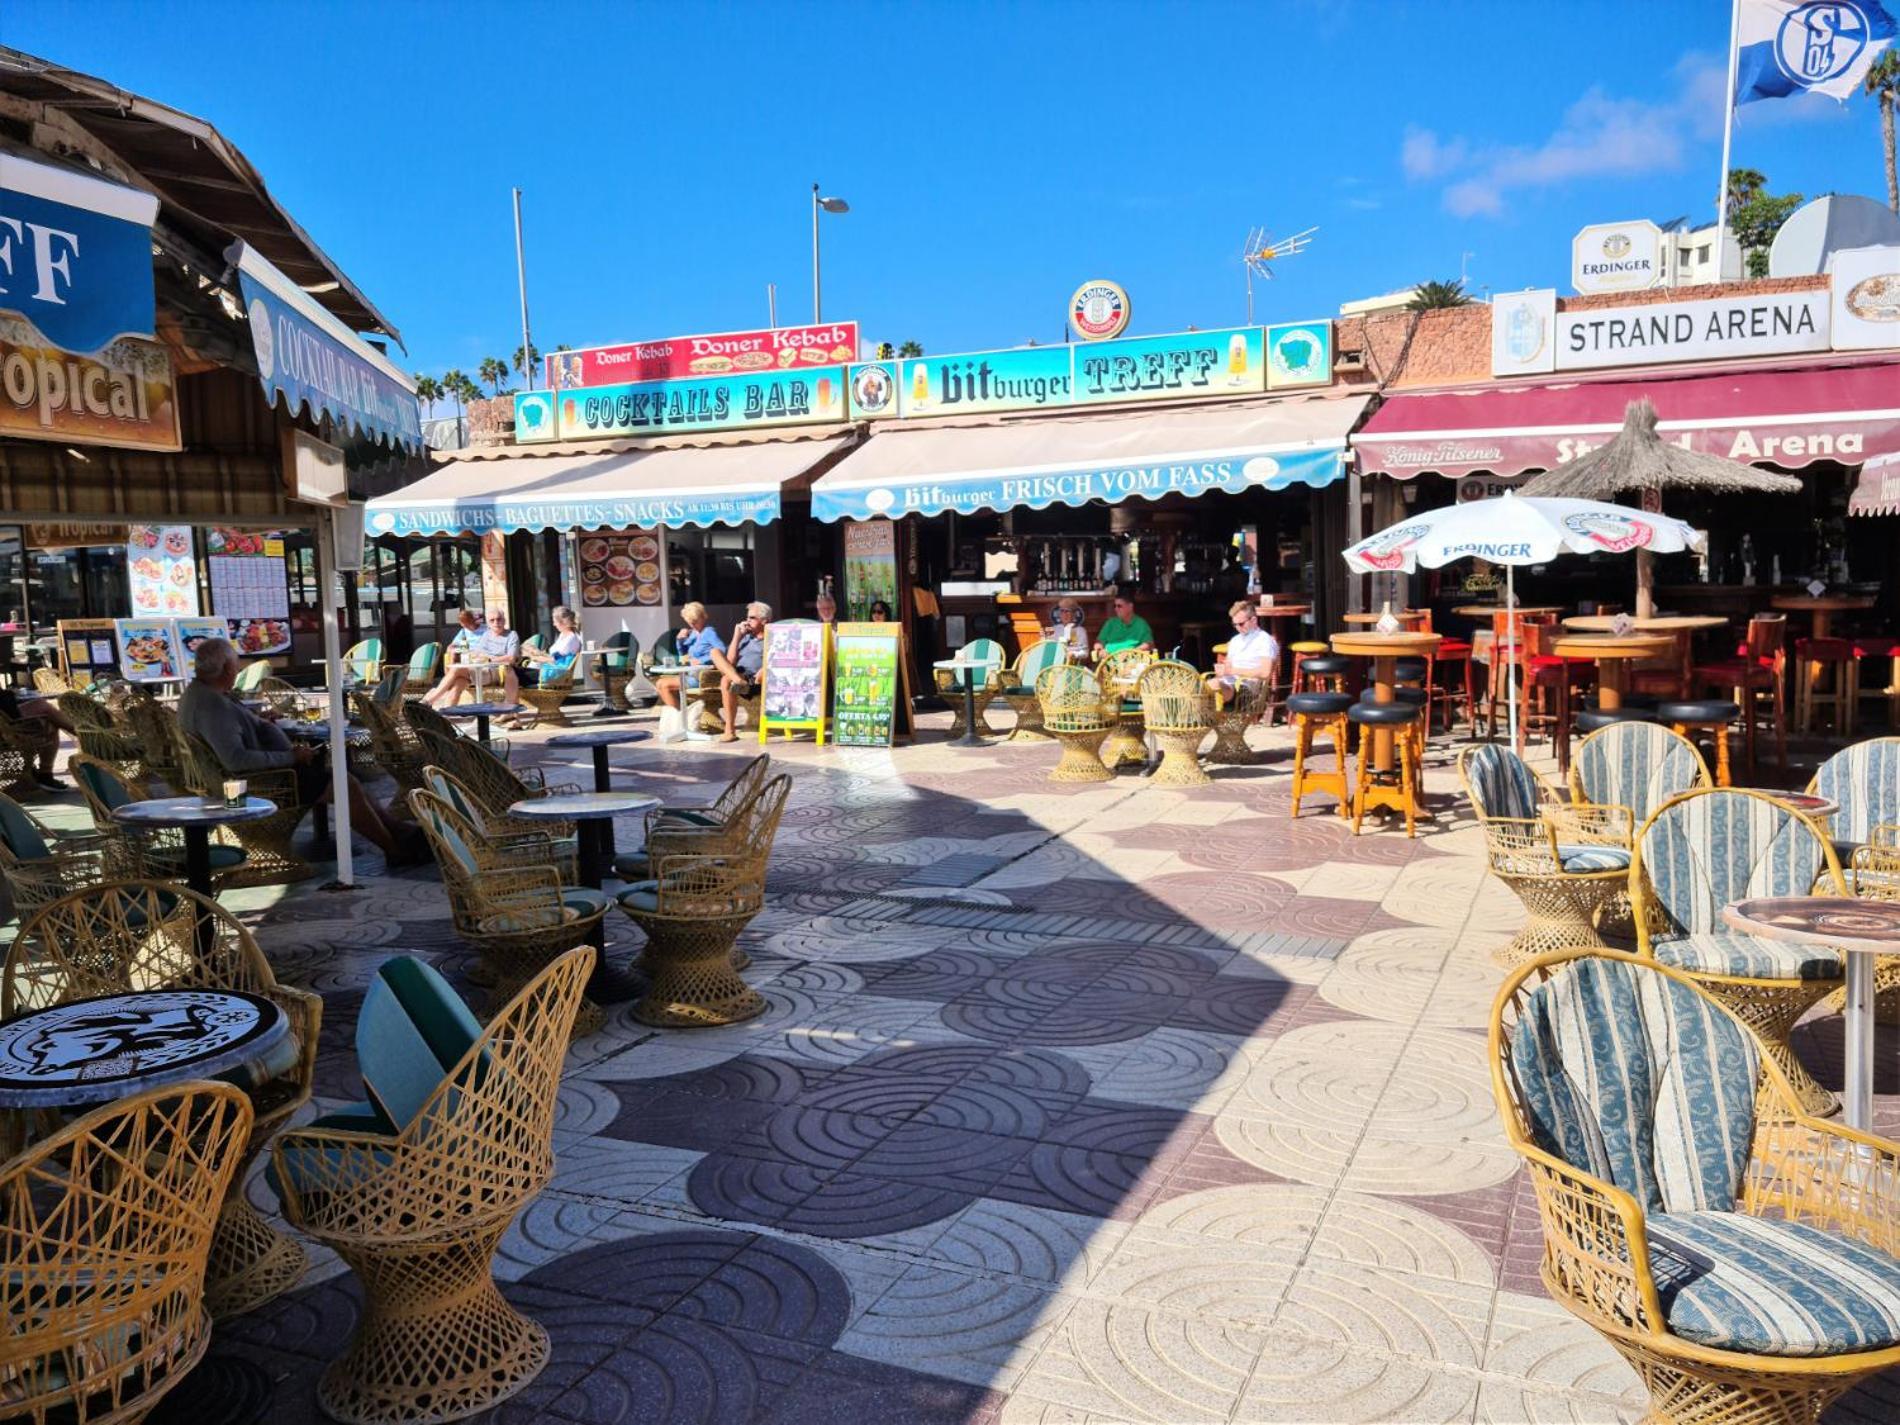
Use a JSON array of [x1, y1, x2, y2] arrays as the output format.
[[0, 153, 160, 354]]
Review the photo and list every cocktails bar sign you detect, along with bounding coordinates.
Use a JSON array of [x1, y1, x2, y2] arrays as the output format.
[[516, 364, 848, 443]]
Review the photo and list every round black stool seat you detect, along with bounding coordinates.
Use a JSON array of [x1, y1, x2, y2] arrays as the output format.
[[1348, 700, 1423, 726], [1287, 691, 1354, 717], [1392, 657, 1428, 681], [1360, 687, 1425, 706], [1298, 655, 1353, 677], [1656, 699, 1738, 724], [1575, 707, 1658, 733]]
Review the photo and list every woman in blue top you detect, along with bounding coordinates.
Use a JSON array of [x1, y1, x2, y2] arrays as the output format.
[[654, 601, 722, 717], [521, 605, 583, 685]]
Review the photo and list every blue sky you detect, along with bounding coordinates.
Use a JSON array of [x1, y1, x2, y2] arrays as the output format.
[[11, 0, 1895, 385]]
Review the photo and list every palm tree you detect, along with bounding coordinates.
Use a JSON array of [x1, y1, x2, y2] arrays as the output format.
[[1725, 167, 1767, 216], [478, 356, 509, 396], [413, 373, 442, 414], [441, 369, 470, 418], [452, 372, 483, 411], [1866, 52, 1900, 213], [1407, 279, 1473, 310], [511, 343, 541, 386], [897, 340, 924, 358]]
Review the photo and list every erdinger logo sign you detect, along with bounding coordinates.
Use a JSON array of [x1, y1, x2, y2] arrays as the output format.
[[1353, 522, 1429, 571], [1563, 511, 1654, 553], [1572, 220, 1661, 295]]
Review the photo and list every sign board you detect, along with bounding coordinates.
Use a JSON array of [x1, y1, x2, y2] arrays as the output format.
[[1072, 326, 1263, 404], [126, 525, 199, 617], [173, 617, 229, 677], [758, 620, 829, 743], [831, 622, 912, 746], [1455, 473, 1531, 503], [842, 519, 898, 621], [1491, 289, 1558, 377], [1829, 245, 1900, 351], [899, 344, 1074, 419], [114, 617, 182, 683], [206, 527, 291, 655], [27, 522, 127, 549], [0, 153, 160, 352], [547, 322, 858, 388], [1555, 289, 1831, 370], [578, 531, 662, 609], [284, 427, 347, 505], [0, 330, 180, 452], [1069, 280, 1131, 341], [521, 366, 847, 443], [1265, 321, 1333, 388], [1572, 220, 1662, 294], [55, 618, 118, 682], [847, 360, 898, 419]]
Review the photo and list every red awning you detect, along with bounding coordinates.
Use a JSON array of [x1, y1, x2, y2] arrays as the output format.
[[1354, 358, 1900, 480]]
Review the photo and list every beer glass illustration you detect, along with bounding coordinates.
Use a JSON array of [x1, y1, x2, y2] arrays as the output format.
[[911, 362, 930, 407], [1227, 333, 1249, 386], [817, 377, 833, 410]]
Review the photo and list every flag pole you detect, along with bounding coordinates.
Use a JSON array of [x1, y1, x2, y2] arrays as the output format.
[[1714, 0, 1741, 277]]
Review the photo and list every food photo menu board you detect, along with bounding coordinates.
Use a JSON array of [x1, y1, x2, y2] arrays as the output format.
[[831, 622, 911, 747], [125, 525, 200, 617], [206, 527, 291, 654], [758, 620, 829, 741], [578, 532, 663, 608], [114, 617, 182, 683]]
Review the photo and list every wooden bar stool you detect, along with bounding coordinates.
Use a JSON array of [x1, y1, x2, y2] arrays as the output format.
[[1287, 690, 1352, 819], [1657, 699, 1739, 786], [1693, 614, 1786, 775], [1293, 653, 1352, 695], [1796, 636, 1859, 735], [1348, 700, 1424, 837], [1289, 642, 1334, 694]]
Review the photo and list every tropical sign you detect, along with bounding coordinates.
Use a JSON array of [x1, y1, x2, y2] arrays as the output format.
[[831, 622, 904, 747], [518, 366, 847, 443]]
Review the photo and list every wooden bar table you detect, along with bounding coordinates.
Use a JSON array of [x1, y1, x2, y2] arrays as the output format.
[[1562, 614, 1727, 633], [1772, 593, 1876, 642], [1330, 630, 1440, 818], [1546, 632, 1676, 710]]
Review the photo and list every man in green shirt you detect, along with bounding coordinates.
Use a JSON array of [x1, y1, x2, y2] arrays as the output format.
[[1094, 595, 1156, 660]]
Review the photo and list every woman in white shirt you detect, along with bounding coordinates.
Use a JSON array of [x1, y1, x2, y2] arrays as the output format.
[[521, 605, 584, 684], [1048, 599, 1090, 660]]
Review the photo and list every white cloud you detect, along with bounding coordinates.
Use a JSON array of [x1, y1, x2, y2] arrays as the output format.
[[1345, 196, 1383, 211], [1401, 127, 1466, 181]]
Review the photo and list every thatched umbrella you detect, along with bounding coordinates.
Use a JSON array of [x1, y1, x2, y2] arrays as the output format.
[[1519, 399, 1801, 618]]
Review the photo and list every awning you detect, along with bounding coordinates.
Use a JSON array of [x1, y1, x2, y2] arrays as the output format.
[[1355, 359, 1900, 479], [809, 395, 1368, 523], [229, 241, 421, 453], [363, 431, 853, 537], [0, 151, 159, 352], [1850, 451, 1900, 516]]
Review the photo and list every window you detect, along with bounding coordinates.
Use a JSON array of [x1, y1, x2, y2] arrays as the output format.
[[1677, 248, 1691, 267], [665, 525, 756, 609], [1697, 245, 1710, 263]]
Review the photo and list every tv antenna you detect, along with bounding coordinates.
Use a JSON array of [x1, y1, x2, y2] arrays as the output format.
[[1242, 225, 1317, 324]]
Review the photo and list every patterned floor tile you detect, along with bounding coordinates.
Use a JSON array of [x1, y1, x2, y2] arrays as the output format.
[[834, 1262, 1071, 1390]]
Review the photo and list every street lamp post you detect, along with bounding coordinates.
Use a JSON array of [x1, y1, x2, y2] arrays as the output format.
[[811, 183, 848, 322]]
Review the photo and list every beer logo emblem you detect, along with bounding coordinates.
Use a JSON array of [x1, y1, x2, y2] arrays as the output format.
[[369, 512, 395, 534], [1562, 512, 1654, 553], [1502, 298, 1548, 363], [517, 395, 551, 434], [1602, 233, 1632, 259], [1069, 280, 1130, 341], [1354, 522, 1429, 571], [863, 488, 896, 513], [1241, 457, 1281, 484], [851, 364, 894, 416], [248, 297, 274, 381], [1775, 2, 1875, 83]]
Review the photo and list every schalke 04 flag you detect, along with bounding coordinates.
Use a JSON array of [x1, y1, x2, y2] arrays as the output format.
[[1735, 0, 1897, 104]]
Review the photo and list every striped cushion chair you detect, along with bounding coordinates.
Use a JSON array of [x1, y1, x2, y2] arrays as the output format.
[[1495, 950, 1900, 1425], [1002, 640, 1067, 742], [1813, 737, 1900, 1021], [1633, 788, 1848, 1117], [1567, 721, 1712, 849], [1459, 744, 1631, 967], [935, 638, 1007, 738]]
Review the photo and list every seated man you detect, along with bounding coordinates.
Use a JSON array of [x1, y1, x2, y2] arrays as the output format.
[[1093, 595, 1156, 661], [654, 601, 723, 714], [180, 638, 425, 865], [815, 591, 837, 626], [421, 607, 520, 708], [0, 684, 74, 789], [1214, 599, 1280, 697], [706, 601, 769, 742]]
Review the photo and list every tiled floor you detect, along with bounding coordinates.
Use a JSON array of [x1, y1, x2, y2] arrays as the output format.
[[47, 707, 1896, 1424]]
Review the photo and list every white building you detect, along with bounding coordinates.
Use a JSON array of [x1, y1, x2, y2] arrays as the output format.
[[1653, 219, 1742, 288]]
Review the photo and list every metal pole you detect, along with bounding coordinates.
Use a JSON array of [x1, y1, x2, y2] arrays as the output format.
[[513, 187, 535, 388], [1714, 0, 1740, 279], [811, 183, 821, 323], [316, 506, 353, 887], [767, 282, 777, 328]]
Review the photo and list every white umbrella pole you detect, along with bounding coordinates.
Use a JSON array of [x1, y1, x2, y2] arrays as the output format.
[[317, 506, 353, 887], [1506, 564, 1519, 751]]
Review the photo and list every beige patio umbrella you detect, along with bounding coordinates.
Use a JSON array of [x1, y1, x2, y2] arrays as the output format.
[[1519, 400, 1801, 619]]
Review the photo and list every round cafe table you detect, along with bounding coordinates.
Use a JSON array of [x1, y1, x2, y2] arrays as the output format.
[[1546, 633, 1677, 710], [1562, 614, 1728, 634], [510, 790, 661, 1004], [548, 728, 652, 793], [1731, 789, 1838, 819], [111, 794, 277, 903], [934, 658, 993, 748], [1772, 593, 1877, 642], [1330, 630, 1440, 818], [443, 701, 522, 746], [1724, 896, 1900, 1130]]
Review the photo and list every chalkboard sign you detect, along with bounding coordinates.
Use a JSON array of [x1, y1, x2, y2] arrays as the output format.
[[56, 619, 120, 683], [758, 620, 830, 744], [831, 622, 912, 747]]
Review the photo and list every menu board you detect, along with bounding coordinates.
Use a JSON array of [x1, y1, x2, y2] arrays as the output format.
[[578, 531, 663, 608], [757, 620, 829, 742], [114, 617, 183, 683], [173, 617, 230, 678], [831, 622, 912, 746], [206, 527, 291, 654], [843, 519, 898, 621], [126, 525, 199, 617], [56, 619, 119, 683]]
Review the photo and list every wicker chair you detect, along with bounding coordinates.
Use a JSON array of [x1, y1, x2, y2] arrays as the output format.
[[341, 637, 383, 684], [1492, 948, 1900, 1425], [404, 697, 511, 765], [6, 881, 321, 1319], [514, 659, 577, 729], [934, 637, 1007, 739], [121, 694, 192, 793], [415, 727, 570, 824], [403, 641, 441, 693], [1459, 744, 1631, 968], [351, 690, 431, 803], [56, 692, 145, 782], [270, 948, 593, 1425], [611, 753, 772, 880], [690, 674, 762, 736], [253, 676, 304, 719], [1035, 664, 1114, 783], [0, 792, 116, 917], [420, 764, 577, 881], [1632, 788, 1848, 1118], [0, 1082, 252, 1425], [30, 666, 72, 696], [0, 710, 55, 798], [590, 631, 637, 712], [1096, 649, 1151, 769], [182, 733, 315, 885], [1137, 660, 1213, 786], [371, 665, 409, 709], [232, 659, 272, 694], [410, 789, 605, 1024], [1000, 641, 1066, 742], [1564, 721, 1713, 850], [70, 754, 251, 888], [1202, 671, 1271, 766]]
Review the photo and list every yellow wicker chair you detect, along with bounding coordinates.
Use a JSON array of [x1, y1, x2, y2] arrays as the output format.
[[1202, 671, 1270, 765], [414, 726, 571, 823], [409, 788, 606, 1027], [1000, 641, 1067, 743], [1035, 664, 1114, 783], [6, 881, 322, 1319], [1095, 649, 1151, 769], [270, 947, 593, 1425], [615, 775, 788, 1027], [29, 666, 72, 696], [1493, 948, 1900, 1425], [404, 696, 512, 764], [1137, 659, 1213, 786], [0, 791, 116, 918], [420, 764, 577, 882], [69, 755, 251, 889], [690, 676, 761, 736], [182, 733, 314, 886], [121, 694, 192, 794], [252, 676, 303, 719], [612, 753, 772, 880], [55, 692, 145, 783], [0, 1082, 252, 1425], [403, 641, 442, 694], [1632, 788, 1848, 1118], [1459, 744, 1631, 968], [514, 661, 577, 729], [352, 690, 430, 801]]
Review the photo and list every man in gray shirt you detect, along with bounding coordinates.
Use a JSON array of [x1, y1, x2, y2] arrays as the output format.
[[179, 638, 424, 865], [708, 601, 769, 742]]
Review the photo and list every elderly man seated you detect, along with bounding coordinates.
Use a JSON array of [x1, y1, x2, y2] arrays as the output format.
[[421, 606, 521, 709], [180, 637, 426, 865], [707, 601, 770, 742]]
